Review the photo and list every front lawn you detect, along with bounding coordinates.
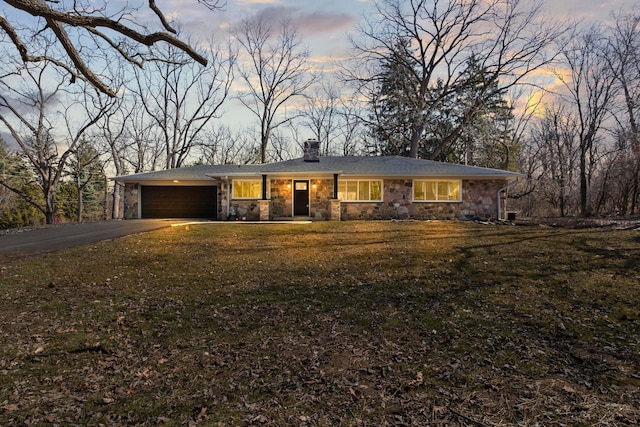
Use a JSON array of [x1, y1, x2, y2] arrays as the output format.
[[0, 221, 638, 425]]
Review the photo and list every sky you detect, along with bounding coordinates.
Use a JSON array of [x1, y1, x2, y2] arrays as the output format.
[[1, 0, 639, 151], [166, 0, 638, 59]]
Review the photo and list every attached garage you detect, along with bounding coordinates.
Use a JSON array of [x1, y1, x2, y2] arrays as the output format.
[[141, 185, 217, 219]]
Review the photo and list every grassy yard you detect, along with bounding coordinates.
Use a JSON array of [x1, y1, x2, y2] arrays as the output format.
[[0, 221, 639, 426]]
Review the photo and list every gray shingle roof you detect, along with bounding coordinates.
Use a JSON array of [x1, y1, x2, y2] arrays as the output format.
[[113, 156, 521, 182]]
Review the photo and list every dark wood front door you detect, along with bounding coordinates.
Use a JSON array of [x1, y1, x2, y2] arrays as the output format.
[[293, 180, 309, 216]]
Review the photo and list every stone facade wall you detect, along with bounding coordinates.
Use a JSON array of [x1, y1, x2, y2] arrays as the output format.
[[269, 178, 334, 219], [123, 183, 139, 219], [270, 179, 293, 218], [309, 179, 333, 220], [229, 200, 260, 221], [124, 178, 507, 221], [340, 179, 507, 220]]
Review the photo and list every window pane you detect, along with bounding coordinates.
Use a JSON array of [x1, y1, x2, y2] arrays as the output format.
[[346, 181, 357, 200], [449, 181, 460, 200], [414, 181, 425, 200], [370, 181, 382, 200], [250, 181, 261, 198], [437, 182, 449, 200], [426, 182, 437, 200], [358, 181, 369, 200], [233, 180, 261, 198]]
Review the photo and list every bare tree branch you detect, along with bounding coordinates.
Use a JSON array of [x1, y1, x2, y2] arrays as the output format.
[[1, 0, 220, 96]]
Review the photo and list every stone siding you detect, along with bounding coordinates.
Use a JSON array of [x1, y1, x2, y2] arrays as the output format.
[[269, 178, 334, 219], [229, 200, 260, 221], [340, 179, 507, 220], [270, 179, 293, 218], [309, 179, 333, 220]]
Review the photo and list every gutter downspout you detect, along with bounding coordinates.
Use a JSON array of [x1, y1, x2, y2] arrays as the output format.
[[497, 178, 518, 221]]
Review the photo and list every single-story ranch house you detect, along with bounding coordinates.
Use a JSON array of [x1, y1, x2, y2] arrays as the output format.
[[114, 140, 521, 221]]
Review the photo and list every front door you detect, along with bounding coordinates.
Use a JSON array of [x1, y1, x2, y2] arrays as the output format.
[[293, 180, 310, 216]]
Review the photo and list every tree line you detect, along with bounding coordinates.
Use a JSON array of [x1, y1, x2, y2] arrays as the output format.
[[1, 0, 639, 227]]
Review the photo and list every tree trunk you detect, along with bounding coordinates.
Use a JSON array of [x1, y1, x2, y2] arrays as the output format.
[[579, 145, 591, 217], [112, 182, 121, 219]]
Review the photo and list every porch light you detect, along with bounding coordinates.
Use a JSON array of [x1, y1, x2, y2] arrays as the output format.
[[173, 180, 179, 183]]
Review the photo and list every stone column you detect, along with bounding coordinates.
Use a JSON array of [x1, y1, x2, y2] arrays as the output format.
[[330, 199, 341, 221], [259, 200, 270, 221]]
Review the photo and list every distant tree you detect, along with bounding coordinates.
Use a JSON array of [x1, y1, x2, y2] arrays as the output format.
[[233, 13, 317, 163], [348, 0, 567, 159], [0, 142, 45, 228], [557, 26, 619, 217], [301, 82, 342, 155], [530, 105, 579, 217], [66, 139, 106, 222], [197, 126, 257, 165], [132, 35, 236, 169], [605, 11, 640, 215], [0, 61, 109, 224], [371, 38, 421, 156], [0, 0, 222, 96]]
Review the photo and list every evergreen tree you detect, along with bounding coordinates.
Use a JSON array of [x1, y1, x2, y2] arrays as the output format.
[[370, 39, 422, 156], [0, 142, 45, 228], [66, 140, 106, 222]]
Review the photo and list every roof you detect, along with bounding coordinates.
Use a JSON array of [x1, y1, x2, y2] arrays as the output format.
[[113, 156, 522, 182]]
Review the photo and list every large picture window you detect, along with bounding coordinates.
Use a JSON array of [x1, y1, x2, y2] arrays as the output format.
[[338, 180, 382, 201], [232, 180, 261, 199], [413, 180, 461, 201]]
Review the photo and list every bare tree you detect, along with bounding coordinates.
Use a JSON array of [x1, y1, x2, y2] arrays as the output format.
[[557, 26, 619, 217], [92, 93, 132, 219], [0, 0, 224, 96], [233, 13, 317, 163], [0, 62, 111, 224], [347, 0, 567, 159], [530, 104, 579, 216], [301, 82, 341, 155], [197, 126, 256, 165], [606, 11, 640, 215], [132, 35, 236, 169]]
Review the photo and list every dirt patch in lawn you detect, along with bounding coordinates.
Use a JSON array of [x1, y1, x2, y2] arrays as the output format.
[[0, 221, 638, 425]]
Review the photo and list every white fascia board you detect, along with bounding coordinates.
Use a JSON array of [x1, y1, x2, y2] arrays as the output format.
[[119, 180, 217, 186]]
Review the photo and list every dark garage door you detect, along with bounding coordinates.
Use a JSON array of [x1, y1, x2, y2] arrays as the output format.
[[141, 186, 217, 219]]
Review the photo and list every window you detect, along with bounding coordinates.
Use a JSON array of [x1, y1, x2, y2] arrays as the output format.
[[413, 180, 460, 201], [233, 180, 261, 199], [338, 180, 382, 201]]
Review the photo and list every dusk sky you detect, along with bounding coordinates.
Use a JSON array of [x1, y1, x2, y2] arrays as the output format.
[[1, 0, 639, 144], [170, 0, 637, 58]]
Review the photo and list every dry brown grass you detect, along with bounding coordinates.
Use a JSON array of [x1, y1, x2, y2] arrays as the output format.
[[0, 221, 639, 426]]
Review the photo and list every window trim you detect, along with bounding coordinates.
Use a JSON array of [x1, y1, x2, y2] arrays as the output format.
[[413, 179, 462, 202], [337, 179, 383, 202], [232, 179, 263, 200]]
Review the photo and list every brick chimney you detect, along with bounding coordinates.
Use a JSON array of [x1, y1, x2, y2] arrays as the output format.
[[303, 139, 320, 162]]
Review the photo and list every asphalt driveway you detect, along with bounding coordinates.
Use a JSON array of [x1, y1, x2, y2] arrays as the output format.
[[0, 219, 188, 259]]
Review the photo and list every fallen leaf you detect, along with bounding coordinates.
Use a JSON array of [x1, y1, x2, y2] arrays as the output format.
[[433, 406, 447, 416]]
